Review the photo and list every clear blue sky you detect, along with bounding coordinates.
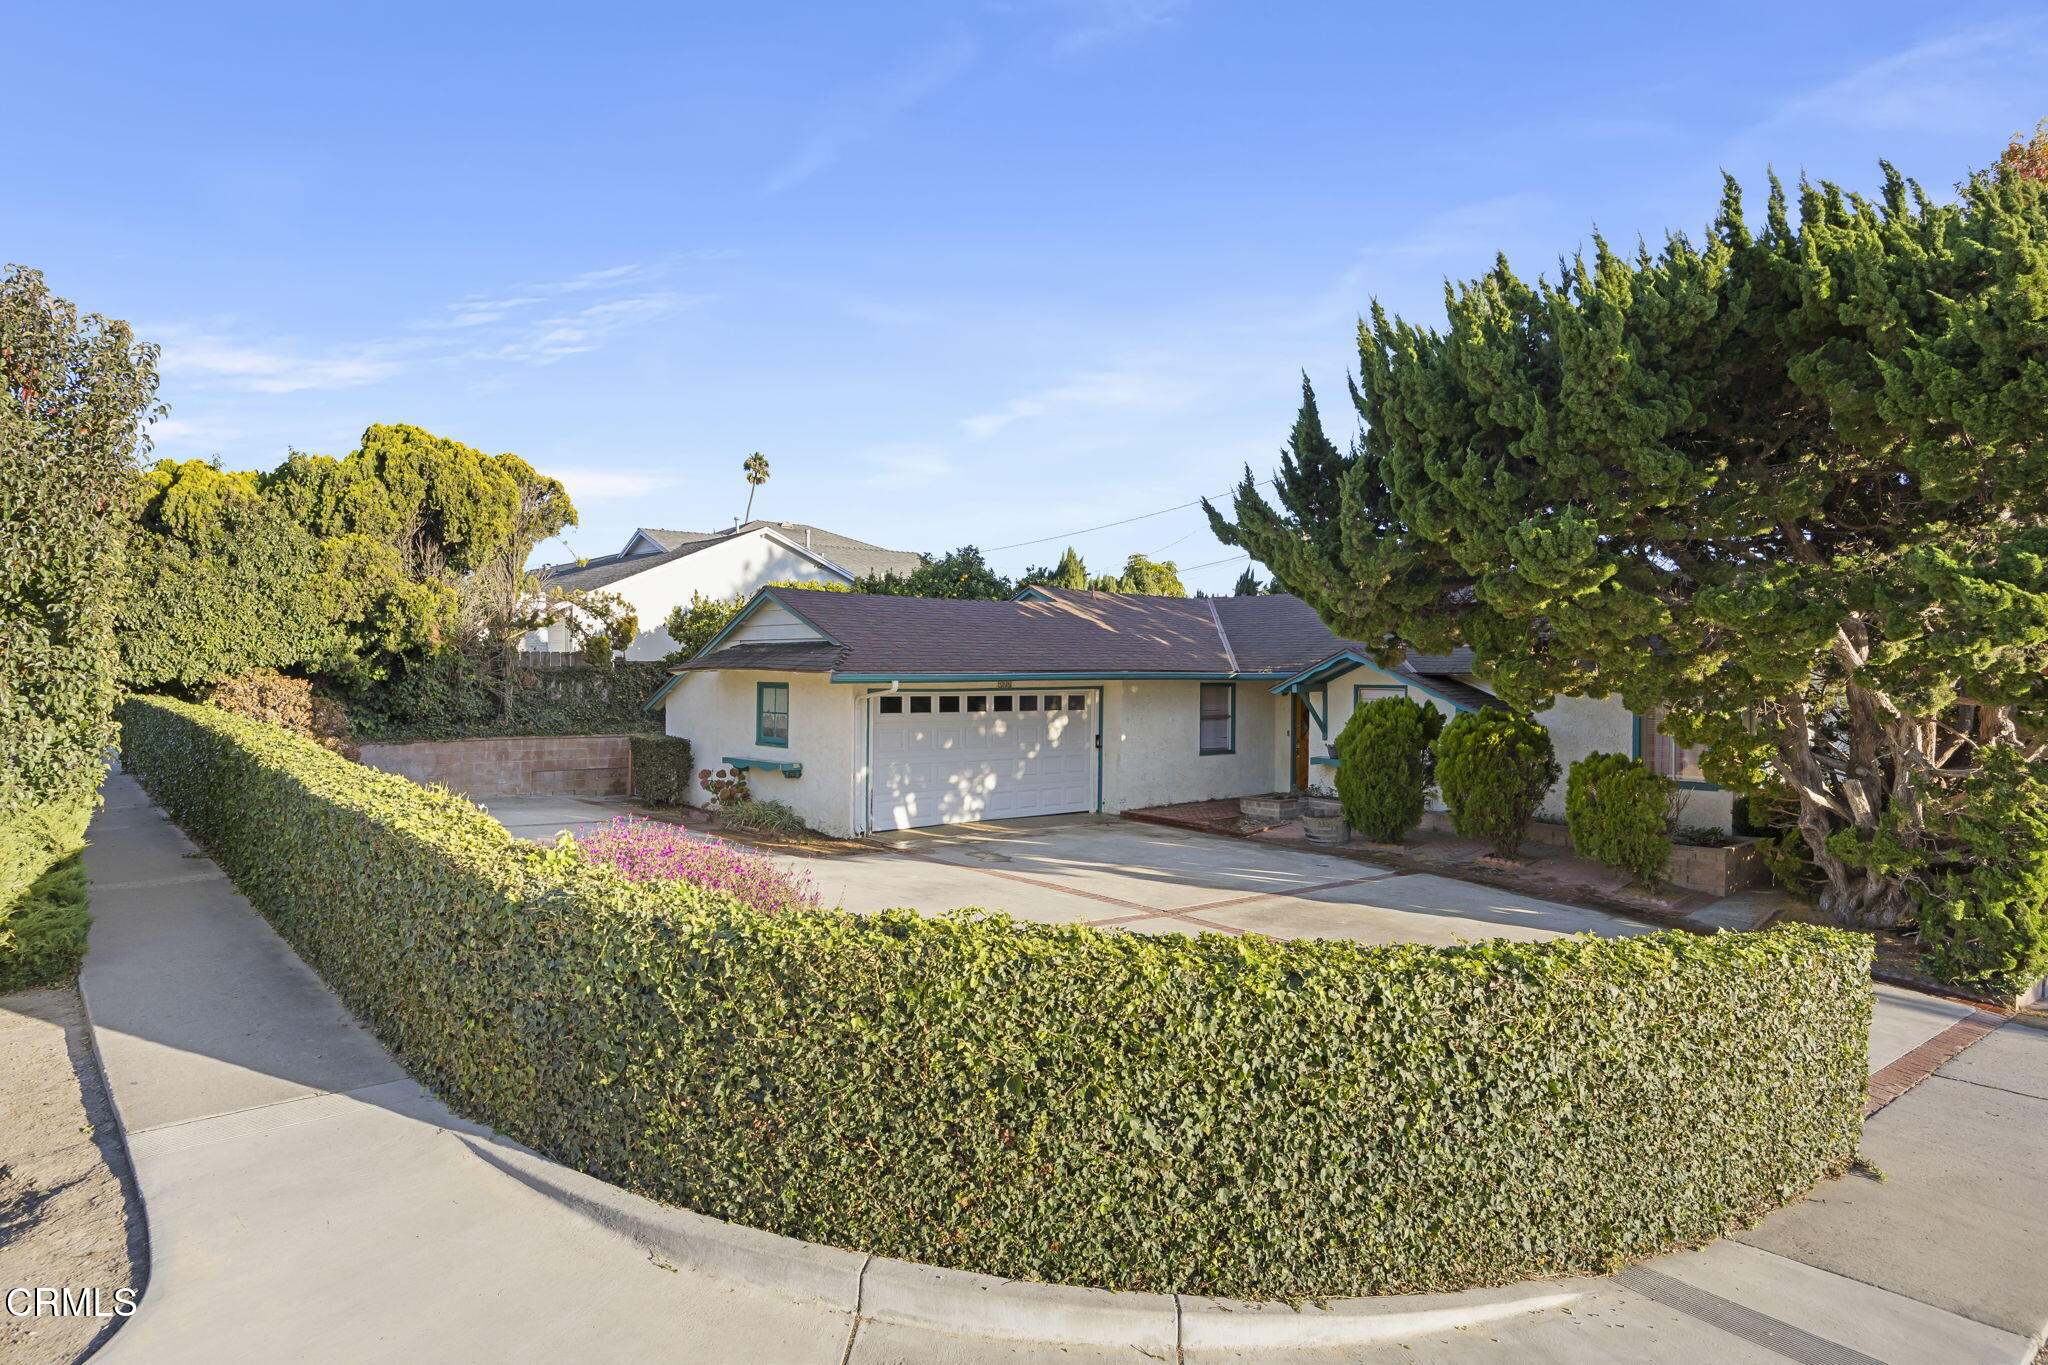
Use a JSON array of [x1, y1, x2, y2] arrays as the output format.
[[10, 2, 2045, 589]]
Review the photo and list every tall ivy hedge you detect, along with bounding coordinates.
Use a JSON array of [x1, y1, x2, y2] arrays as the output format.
[[120, 696, 1871, 1300], [1, 267, 159, 987]]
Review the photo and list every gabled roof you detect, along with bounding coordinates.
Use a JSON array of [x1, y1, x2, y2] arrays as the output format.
[[658, 585, 1504, 713], [537, 521, 923, 592]]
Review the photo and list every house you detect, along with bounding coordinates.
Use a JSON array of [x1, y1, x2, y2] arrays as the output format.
[[649, 585, 1733, 837], [528, 522, 924, 661]]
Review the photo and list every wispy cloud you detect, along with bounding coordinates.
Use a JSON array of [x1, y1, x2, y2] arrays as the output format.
[[961, 366, 1192, 438], [766, 35, 979, 192], [1738, 17, 2048, 156], [150, 323, 414, 394], [152, 262, 708, 397], [1055, 0, 1188, 53], [543, 467, 683, 502], [480, 292, 704, 363], [862, 444, 954, 486]]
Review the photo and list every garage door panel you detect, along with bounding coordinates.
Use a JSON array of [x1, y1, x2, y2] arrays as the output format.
[[870, 692, 1096, 830]]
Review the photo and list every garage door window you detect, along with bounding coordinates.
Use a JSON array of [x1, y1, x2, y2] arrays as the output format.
[[756, 682, 789, 747], [1199, 683, 1235, 754]]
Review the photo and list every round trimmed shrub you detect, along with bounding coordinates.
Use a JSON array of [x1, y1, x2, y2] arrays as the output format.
[[1435, 711, 1560, 857], [120, 697, 1873, 1303], [1566, 752, 1676, 884], [1333, 695, 1444, 843]]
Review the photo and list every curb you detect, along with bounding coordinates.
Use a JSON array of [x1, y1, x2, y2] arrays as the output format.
[[455, 1123, 1589, 1350]]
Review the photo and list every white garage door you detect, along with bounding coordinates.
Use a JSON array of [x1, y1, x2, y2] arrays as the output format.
[[869, 690, 1097, 830]]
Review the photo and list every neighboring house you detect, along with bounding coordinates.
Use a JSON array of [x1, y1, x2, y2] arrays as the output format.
[[529, 522, 923, 661], [649, 585, 1733, 836]]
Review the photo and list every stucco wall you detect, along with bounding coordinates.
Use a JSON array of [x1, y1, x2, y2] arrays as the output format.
[[1099, 680, 1291, 810], [357, 735, 630, 798], [665, 672, 1298, 836], [662, 669, 861, 834]]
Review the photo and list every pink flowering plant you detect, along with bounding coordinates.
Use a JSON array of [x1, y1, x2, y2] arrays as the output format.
[[570, 816, 820, 915]]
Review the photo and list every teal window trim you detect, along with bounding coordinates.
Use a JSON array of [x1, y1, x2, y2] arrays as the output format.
[[1633, 710, 1721, 791], [756, 681, 790, 747], [1199, 682, 1236, 755]]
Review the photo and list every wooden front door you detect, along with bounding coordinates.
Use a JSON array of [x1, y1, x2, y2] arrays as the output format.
[[1291, 695, 1311, 788]]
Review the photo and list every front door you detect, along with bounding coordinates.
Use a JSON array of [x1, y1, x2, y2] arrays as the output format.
[[1291, 695, 1310, 788]]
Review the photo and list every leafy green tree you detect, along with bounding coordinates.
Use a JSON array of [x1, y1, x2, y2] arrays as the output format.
[[1275, 375, 1352, 562], [118, 461, 342, 690], [1435, 711, 1560, 857], [1911, 748, 2048, 997], [1115, 554, 1186, 596], [1566, 754, 1675, 886], [1209, 155, 2048, 930], [0, 265, 160, 809], [1085, 573, 1122, 592], [1231, 566, 1267, 596], [1333, 696, 1443, 843], [856, 546, 1013, 599], [1019, 546, 1089, 591]]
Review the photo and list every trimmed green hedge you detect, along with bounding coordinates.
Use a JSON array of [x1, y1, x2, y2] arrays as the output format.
[[346, 658, 667, 741], [0, 799, 92, 991], [628, 734, 694, 805], [120, 695, 1871, 1300]]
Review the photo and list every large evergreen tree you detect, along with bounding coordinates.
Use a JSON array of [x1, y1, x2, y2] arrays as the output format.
[[1210, 157, 2048, 932]]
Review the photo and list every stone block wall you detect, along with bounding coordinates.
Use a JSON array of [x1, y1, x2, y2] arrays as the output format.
[[357, 735, 631, 799]]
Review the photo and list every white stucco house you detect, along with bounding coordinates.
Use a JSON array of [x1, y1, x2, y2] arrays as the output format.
[[648, 585, 1732, 837], [527, 521, 923, 661]]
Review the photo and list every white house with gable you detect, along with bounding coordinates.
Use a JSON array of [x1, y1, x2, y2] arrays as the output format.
[[528, 521, 922, 661], [646, 585, 1732, 837]]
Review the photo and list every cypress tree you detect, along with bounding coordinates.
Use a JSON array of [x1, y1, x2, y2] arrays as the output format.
[[1209, 152, 2048, 936]]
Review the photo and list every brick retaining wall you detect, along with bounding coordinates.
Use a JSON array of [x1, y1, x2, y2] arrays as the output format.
[[357, 735, 631, 799]]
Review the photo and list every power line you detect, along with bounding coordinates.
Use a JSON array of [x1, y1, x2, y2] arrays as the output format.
[[985, 478, 1275, 554]]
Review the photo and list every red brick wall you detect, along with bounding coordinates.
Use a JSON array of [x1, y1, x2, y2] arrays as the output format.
[[357, 735, 631, 798]]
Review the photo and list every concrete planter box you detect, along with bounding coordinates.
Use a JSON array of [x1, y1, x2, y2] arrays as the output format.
[[1240, 794, 1304, 822], [1416, 811, 1765, 895], [1666, 838, 1767, 897]]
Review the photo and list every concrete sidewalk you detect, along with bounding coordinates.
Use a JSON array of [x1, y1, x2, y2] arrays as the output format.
[[77, 776, 2048, 1363]]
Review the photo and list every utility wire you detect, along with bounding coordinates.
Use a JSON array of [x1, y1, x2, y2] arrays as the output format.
[[985, 478, 1275, 553]]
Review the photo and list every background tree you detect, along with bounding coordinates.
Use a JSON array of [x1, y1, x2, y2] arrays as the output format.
[[1434, 710, 1560, 858], [1332, 696, 1443, 843], [1114, 554, 1187, 596], [118, 460, 343, 690], [1019, 546, 1089, 590], [742, 451, 770, 521], [1231, 566, 1267, 596], [1210, 154, 2048, 936], [855, 545, 1013, 599]]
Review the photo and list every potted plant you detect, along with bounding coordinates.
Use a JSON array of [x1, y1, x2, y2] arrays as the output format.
[[1239, 788, 1305, 822], [1300, 785, 1346, 844]]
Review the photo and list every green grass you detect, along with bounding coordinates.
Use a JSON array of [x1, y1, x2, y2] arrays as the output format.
[[1, 800, 93, 992]]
